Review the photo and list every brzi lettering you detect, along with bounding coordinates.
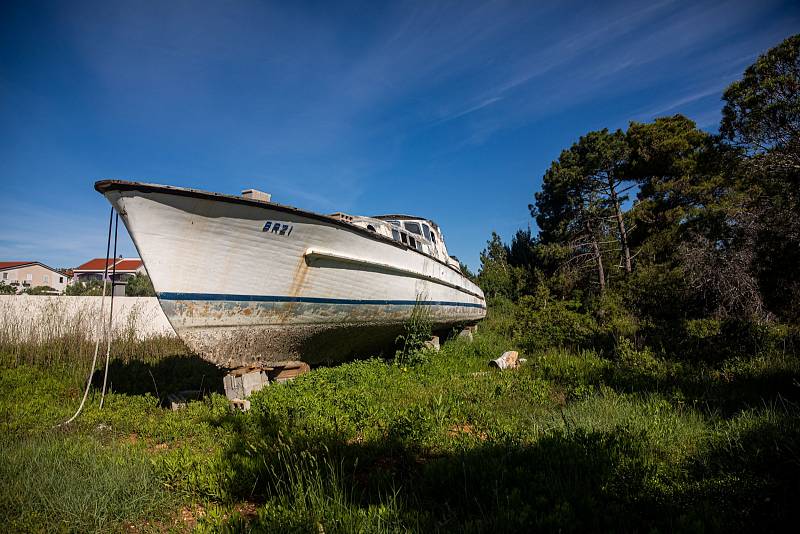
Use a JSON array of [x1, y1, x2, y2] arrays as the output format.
[[262, 221, 294, 236]]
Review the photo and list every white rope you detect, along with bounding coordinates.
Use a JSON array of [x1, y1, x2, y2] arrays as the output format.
[[99, 213, 119, 409], [57, 208, 114, 427]]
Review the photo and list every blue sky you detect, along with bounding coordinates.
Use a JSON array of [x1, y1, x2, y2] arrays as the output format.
[[1, 0, 798, 271]]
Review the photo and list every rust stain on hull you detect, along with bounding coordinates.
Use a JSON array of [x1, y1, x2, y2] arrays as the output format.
[[288, 254, 311, 297], [277, 255, 311, 324]]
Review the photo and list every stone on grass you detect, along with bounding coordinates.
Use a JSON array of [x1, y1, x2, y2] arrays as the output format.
[[489, 351, 519, 370]]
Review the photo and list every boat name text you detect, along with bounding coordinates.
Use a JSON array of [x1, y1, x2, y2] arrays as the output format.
[[262, 221, 294, 236]]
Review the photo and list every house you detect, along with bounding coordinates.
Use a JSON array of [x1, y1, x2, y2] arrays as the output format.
[[73, 257, 146, 295], [0, 261, 71, 294]]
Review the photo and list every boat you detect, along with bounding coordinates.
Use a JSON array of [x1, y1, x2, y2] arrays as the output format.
[[95, 180, 486, 368]]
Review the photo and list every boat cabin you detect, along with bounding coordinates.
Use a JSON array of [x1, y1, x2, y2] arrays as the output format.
[[329, 212, 460, 271]]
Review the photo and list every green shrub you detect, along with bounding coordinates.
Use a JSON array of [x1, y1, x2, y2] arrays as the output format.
[[0, 281, 16, 294], [65, 280, 105, 296], [482, 295, 518, 338], [21, 285, 56, 295], [514, 295, 598, 352], [125, 273, 156, 297], [685, 318, 722, 339], [682, 318, 796, 362], [590, 290, 641, 345], [612, 338, 667, 390]]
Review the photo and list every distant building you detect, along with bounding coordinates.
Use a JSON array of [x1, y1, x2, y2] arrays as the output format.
[[73, 257, 146, 295], [0, 261, 71, 294]]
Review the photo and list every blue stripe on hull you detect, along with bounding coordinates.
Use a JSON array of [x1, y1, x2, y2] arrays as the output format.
[[158, 292, 486, 309]]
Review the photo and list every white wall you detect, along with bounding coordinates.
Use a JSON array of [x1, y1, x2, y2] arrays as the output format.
[[0, 295, 176, 341]]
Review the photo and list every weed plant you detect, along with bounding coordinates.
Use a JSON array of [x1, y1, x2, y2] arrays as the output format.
[[394, 296, 433, 366]]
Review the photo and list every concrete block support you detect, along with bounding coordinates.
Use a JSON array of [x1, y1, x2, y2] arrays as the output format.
[[424, 335, 440, 351], [223, 361, 310, 411], [223, 367, 269, 401]]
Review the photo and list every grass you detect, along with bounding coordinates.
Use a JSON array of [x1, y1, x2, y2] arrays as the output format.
[[0, 434, 171, 533], [1, 305, 799, 532]]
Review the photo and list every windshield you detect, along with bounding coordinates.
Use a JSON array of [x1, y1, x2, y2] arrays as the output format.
[[404, 221, 422, 235], [422, 224, 432, 241]]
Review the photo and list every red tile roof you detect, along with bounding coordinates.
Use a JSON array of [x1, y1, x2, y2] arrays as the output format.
[[74, 258, 118, 271], [0, 261, 35, 270], [113, 259, 143, 271], [74, 258, 143, 272]]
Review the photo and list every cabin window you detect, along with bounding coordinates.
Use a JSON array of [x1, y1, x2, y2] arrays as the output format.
[[404, 221, 422, 235], [431, 232, 436, 243], [400, 232, 408, 245], [391, 228, 400, 241], [367, 224, 376, 232], [388, 220, 400, 227], [409, 236, 416, 249], [422, 224, 432, 241]]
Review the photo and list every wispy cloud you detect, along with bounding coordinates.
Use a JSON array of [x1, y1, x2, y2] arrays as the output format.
[[485, 0, 678, 96], [432, 96, 504, 125], [54, 0, 791, 156], [630, 47, 776, 124], [637, 85, 726, 119], [423, 0, 795, 148]]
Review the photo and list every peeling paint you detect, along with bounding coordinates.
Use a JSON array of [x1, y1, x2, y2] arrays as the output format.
[[162, 299, 477, 367]]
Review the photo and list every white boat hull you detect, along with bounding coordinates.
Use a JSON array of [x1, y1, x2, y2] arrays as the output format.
[[98, 181, 486, 367]]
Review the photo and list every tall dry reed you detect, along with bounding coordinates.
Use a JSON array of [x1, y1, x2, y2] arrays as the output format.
[[0, 296, 186, 371]]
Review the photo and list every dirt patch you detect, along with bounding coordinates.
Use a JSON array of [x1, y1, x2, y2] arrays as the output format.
[[448, 424, 488, 440], [179, 504, 205, 529], [549, 387, 567, 407]]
